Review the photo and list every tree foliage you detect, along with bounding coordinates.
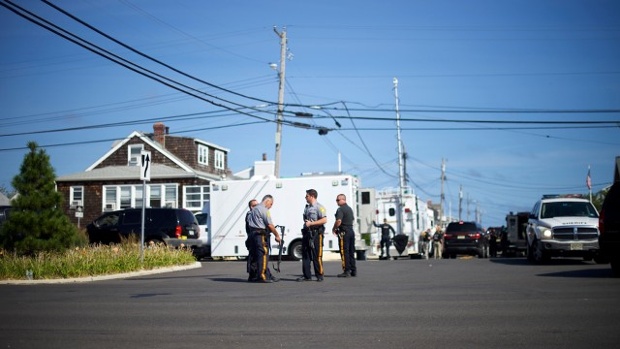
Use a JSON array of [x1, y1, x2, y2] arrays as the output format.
[[0, 142, 81, 255]]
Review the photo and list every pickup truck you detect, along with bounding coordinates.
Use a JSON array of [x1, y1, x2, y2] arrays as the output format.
[[526, 195, 604, 264]]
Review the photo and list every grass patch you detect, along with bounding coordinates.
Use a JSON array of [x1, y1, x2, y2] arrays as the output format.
[[0, 241, 196, 280]]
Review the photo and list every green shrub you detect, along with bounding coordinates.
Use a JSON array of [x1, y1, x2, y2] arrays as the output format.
[[0, 240, 196, 280]]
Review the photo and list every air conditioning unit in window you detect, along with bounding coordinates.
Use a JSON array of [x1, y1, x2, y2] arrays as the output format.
[[70, 200, 83, 209], [104, 203, 116, 211], [129, 156, 139, 166], [165, 201, 176, 208]]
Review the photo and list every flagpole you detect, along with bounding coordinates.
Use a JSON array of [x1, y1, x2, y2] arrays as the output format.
[[587, 165, 592, 202]]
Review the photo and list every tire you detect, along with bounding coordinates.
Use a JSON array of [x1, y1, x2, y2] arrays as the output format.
[[288, 240, 302, 261], [532, 239, 549, 264], [527, 241, 535, 263]]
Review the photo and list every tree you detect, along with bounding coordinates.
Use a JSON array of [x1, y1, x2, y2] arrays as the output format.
[[0, 142, 81, 254]]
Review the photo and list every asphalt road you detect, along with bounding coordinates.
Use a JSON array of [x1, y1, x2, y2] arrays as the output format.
[[1, 254, 619, 349]]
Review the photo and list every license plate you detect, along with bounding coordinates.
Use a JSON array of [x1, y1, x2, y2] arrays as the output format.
[[570, 243, 583, 250], [457, 235, 465, 240], [188, 230, 195, 236]]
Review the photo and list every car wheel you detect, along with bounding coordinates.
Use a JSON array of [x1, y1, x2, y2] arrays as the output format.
[[527, 241, 535, 263], [288, 240, 302, 261], [532, 239, 549, 264]]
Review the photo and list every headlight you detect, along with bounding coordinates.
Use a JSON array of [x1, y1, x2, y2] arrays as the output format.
[[540, 228, 552, 239]]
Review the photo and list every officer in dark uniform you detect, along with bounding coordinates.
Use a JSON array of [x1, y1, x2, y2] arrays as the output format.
[[297, 189, 328, 282], [373, 219, 396, 260], [332, 194, 357, 277], [246, 194, 282, 283], [245, 199, 258, 281]]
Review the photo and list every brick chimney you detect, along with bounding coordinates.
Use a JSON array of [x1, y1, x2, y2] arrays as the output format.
[[153, 122, 166, 147]]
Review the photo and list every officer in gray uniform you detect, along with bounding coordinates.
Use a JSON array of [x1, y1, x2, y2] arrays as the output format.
[[246, 194, 282, 283], [298, 189, 328, 282]]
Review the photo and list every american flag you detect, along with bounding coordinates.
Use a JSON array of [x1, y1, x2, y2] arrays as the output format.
[[586, 167, 592, 190]]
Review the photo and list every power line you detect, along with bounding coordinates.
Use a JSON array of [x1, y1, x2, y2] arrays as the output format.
[[1, 1, 328, 134], [42, 0, 276, 105]]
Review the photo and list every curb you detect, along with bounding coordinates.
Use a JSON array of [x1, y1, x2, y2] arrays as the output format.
[[0, 262, 202, 285]]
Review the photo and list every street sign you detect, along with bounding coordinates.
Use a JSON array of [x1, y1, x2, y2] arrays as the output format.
[[140, 150, 151, 181]]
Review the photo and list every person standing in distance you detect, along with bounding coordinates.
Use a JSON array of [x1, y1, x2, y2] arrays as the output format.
[[372, 218, 396, 260], [247, 195, 282, 283], [432, 226, 443, 259], [298, 189, 328, 282], [332, 194, 357, 277], [245, 199, 258, 282]]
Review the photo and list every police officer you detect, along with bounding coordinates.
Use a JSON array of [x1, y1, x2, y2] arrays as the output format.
[[372, 219, 396, 260], [247, 195, 282, 283], [432, 226, 443, 259], [245, 199, 258, 282], [332, 194, 357, 277], [297, 189, 328, 282]]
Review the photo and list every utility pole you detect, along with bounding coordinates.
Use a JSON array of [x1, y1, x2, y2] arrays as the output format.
[[440, 158, 446, 227], [273, 26, 287, 178], [393, 77, 405, 236]]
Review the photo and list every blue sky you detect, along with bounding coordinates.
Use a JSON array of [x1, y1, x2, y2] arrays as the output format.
[[1, 0, 619, 227]]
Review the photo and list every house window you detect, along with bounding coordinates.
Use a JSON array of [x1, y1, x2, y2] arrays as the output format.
[[70, 186, 84, 207], [104, 187, 117, 210], [184, 185, 210, 210], [102, 184, 178, 211], [214, 150, 225, 169], [120, 186, 132, 208], [150, 186, 161, 208], [128, 144, 143, 166], [198, 144, 209, 166], [165, 185, 177, 207]]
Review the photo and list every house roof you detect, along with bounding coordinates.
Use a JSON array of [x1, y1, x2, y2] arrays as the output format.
[[85, 131, 197, 172], [57, 128, 227, 183], [56, 164, 222, 182], [0, 192, 10, 206]]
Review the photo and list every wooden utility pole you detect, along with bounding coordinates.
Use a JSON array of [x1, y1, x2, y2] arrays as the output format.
[[273, 27, 287, 178]]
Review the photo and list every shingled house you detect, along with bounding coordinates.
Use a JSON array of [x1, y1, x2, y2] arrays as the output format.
[[56, 122, 230, 226]]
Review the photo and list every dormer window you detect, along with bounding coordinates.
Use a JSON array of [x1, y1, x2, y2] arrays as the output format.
[[128, 144, 143, 166], [198, 144, 209, 166], [214, 150, 225, 169]]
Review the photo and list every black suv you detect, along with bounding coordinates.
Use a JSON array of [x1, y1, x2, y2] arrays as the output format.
[[599, 157, 620, 277], [443, 221, 488, 258], [87, 208, 202, 248]]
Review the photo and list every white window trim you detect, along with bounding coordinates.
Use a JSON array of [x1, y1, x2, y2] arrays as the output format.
[[70, 186, 84, 208], [198, 144, 209, 166], [102, 183, 178, 211], [183, 185, 210, 210], [128, 144, 144, 166], [214, 150, 225, 169]]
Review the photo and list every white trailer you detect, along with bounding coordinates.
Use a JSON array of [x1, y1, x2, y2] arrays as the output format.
[[208, 173, 373, 260], [372, 187, 435, 259]]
